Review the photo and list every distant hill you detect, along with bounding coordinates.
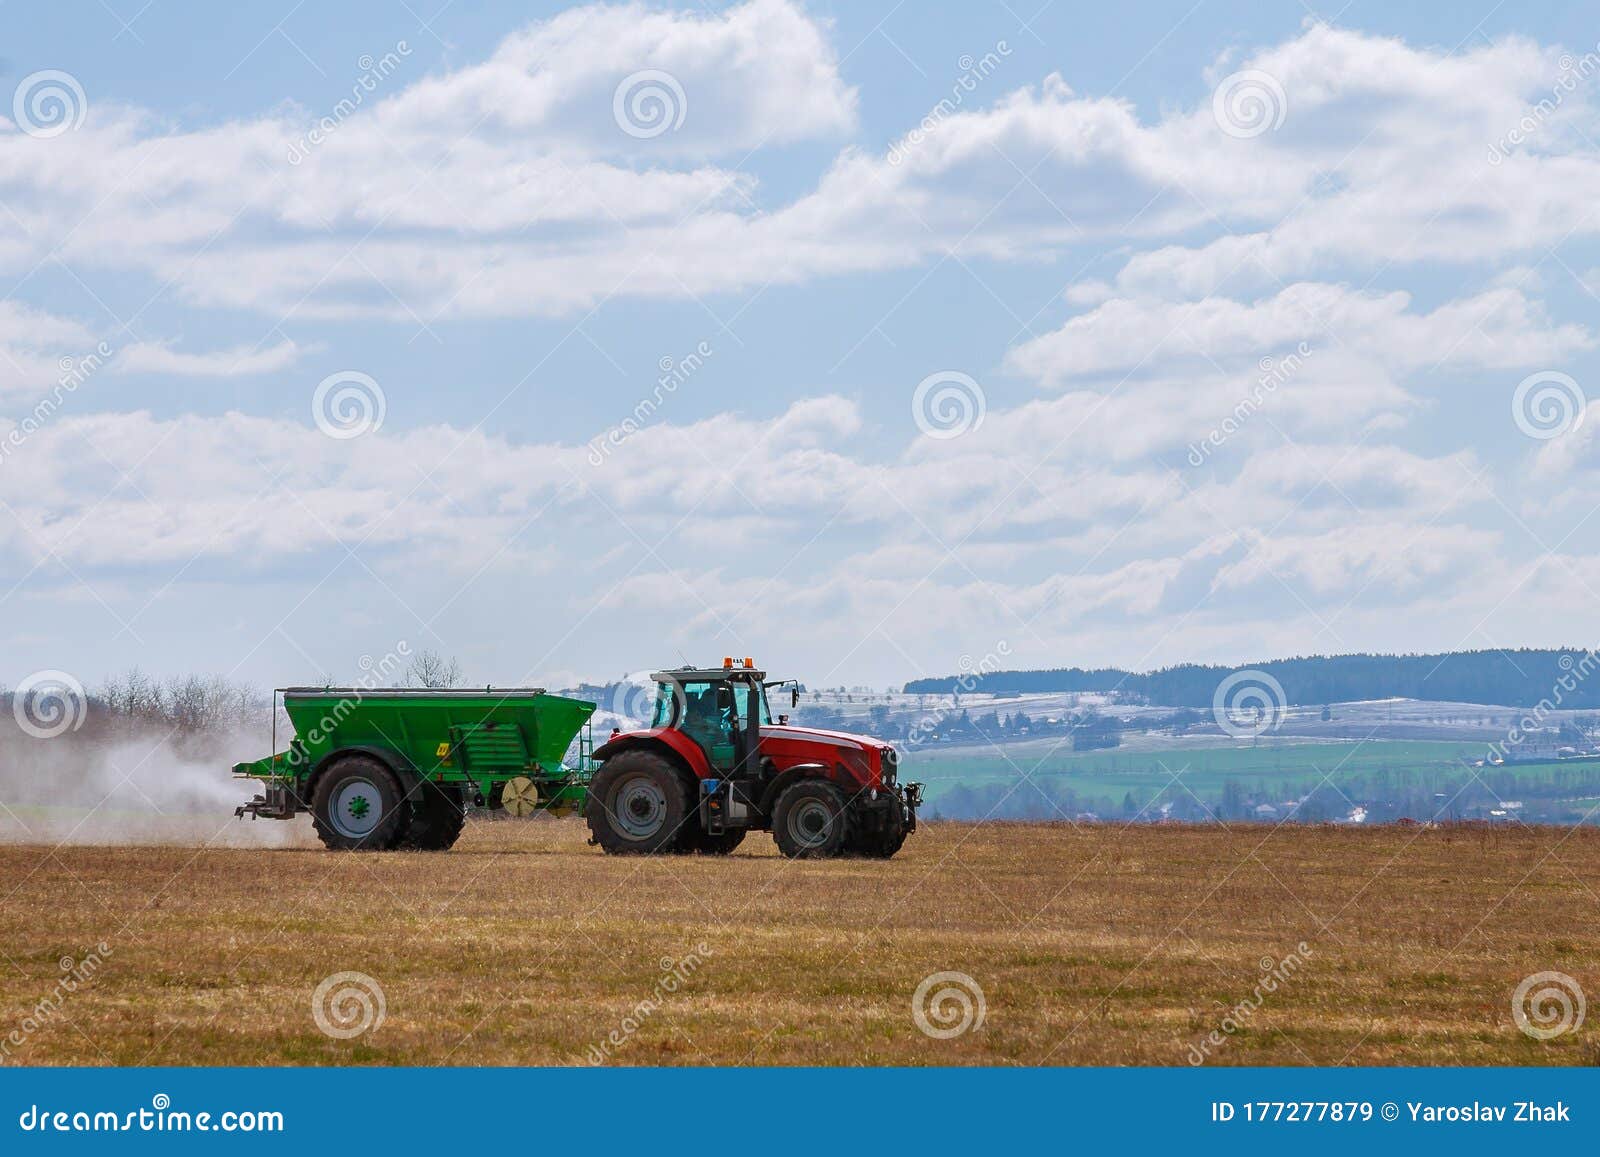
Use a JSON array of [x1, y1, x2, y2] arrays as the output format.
[[902, 649, 1600, 710]]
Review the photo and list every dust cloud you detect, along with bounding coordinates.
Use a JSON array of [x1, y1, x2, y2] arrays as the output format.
[[0, 726, 317, 848]]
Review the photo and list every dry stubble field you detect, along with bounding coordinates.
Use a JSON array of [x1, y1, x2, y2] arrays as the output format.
[[2, 819, 1598, 1066]]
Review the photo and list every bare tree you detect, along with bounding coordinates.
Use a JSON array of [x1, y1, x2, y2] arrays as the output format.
[[93, 668, 263, 736], [408, 650, 464, 688]]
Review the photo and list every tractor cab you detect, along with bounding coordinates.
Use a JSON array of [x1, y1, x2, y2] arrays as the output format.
[[647, 658, 786, 775]]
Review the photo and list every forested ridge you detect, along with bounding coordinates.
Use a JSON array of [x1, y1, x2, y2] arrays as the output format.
[[903, 649, 1600, 708]]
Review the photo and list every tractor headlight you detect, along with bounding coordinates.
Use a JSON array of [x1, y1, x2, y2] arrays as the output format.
[[880, 746, 898, 785]]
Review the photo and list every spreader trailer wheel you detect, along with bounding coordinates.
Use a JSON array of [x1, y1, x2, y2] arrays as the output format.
[[399, 781, 468, 851], [310, 755, 411, 851]]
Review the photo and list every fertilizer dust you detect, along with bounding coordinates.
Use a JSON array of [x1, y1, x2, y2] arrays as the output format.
[[0, 726, 317, 848]]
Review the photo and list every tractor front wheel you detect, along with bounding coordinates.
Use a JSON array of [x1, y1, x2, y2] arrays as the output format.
[[846, 806, 907, 859], [772, 779, 853, 859], [586, 750, 693, 854], [310, 755, 410, 851]]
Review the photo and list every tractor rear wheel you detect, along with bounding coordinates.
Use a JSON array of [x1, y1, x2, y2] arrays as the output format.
[[311, 755, 410, 851], [399, 781, 467, 851], [586, 750, 693, 854], [772, 779, 853, 859]]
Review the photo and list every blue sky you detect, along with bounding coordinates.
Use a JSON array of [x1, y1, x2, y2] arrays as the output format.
[[2, 0, 1599, 691]]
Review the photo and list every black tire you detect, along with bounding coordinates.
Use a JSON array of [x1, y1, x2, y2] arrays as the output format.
[[683, 827, 747, 855], [586, 750, 693, 854], [398, 781, 467, 851], [310, 755, 410, 851], [772, 779, 853, 859], [848, 807, 907, 859]]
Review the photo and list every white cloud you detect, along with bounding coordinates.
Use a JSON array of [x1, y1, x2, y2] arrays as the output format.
[[116, 339, 301, 377], [1, 13, 1597, 684], [4, 19, 1596, 321], [1007, 284, 1593, 384]]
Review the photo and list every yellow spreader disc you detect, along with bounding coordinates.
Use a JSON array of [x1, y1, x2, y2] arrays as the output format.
[[500, 776, 541, 817]]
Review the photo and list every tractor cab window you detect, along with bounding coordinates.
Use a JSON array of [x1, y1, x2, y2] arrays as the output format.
[[650, 681, 681, 728], [658, 680, 734, 751], [732, 681, 771, 727]]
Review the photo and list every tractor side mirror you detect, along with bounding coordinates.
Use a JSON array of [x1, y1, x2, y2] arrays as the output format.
[[791, 686, 800, 708]]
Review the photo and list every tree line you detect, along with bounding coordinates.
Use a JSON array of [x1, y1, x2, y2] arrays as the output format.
[[903, 649, 1600, 709]]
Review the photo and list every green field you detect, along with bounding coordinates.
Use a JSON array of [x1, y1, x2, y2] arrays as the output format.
[[903, 738, 1600, 822], [907, 739, 1472, 796]]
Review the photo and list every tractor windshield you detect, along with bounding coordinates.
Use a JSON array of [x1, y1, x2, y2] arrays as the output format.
[[651, 677, 769, 729]]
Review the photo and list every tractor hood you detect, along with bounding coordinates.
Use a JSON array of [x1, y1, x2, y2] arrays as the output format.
[[759, 724, 889, 753]]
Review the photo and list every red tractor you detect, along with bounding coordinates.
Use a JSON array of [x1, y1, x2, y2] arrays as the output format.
[[586, 659, 922, 859]]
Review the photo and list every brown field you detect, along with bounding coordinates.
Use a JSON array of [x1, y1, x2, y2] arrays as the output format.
[[2, 818, 1598, 1066]]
